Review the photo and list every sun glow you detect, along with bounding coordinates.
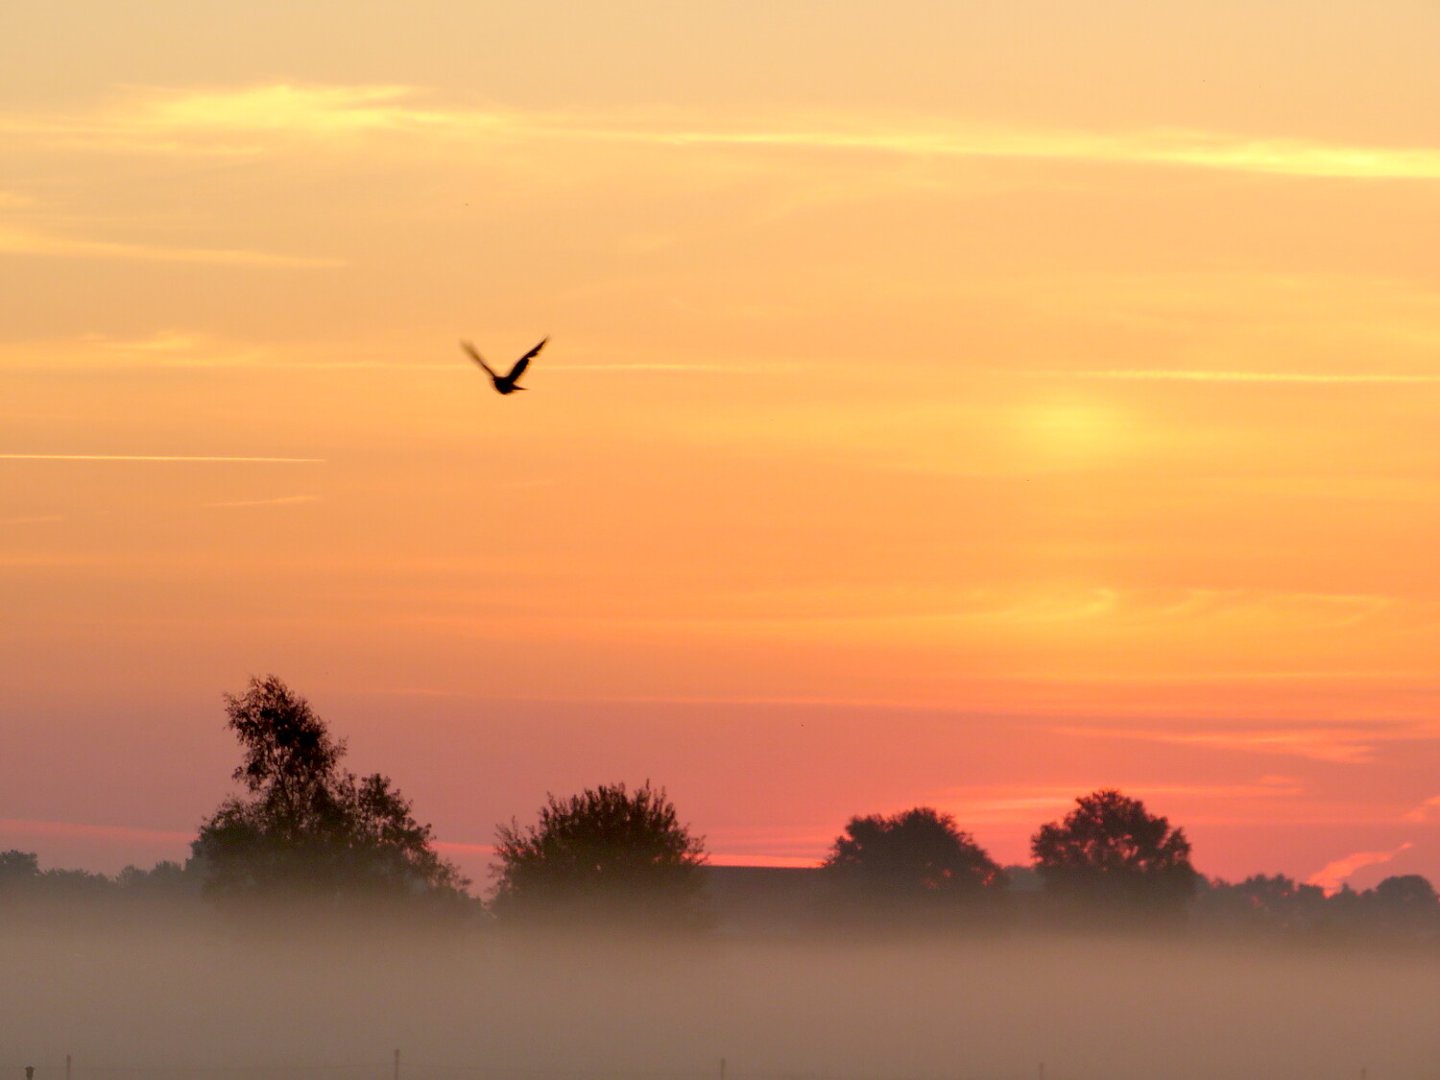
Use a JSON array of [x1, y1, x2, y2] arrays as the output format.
[[1015, 400, 1128, 464]]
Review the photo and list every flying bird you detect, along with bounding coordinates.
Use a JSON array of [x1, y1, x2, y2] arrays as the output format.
[[461, 337, 547, 395]]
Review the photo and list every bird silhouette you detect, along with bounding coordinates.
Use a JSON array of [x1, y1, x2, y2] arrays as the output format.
[[461, 338, 547, 394]]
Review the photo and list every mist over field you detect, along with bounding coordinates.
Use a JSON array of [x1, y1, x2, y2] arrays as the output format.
[[5, 921, 1436, 1080]]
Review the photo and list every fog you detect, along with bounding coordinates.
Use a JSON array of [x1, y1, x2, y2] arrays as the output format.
[[5, 922, 1435, 1080]]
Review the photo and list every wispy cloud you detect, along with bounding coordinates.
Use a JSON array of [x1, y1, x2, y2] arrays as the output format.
[[0, 817, 194, 847], [9, 84, 1440, 182], [1059, 724, 1385, 765], [1307, 842, 1414, 893], [1022, 369, 1440, 385], [0, 84, 496, 153], [932, 778, 1303, 824], [0, 330, 272, 371], [0, 514, 64, 525], [139, 83, 464, 137], [598, 123, 1440, 181], [0, 224, 343, 268], [1401, 795, 1440, 824], [202, 494, 319, 509], [432, 839, 497, 857], [0, 453, 324, 464], [547, 361, 804, 373], [1, 332, 794, 374]]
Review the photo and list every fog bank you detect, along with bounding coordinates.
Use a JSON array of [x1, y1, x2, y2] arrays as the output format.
[[4, 925, 1435, 1080]]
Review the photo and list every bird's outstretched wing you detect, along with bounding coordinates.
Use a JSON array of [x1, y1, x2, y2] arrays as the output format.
[[505, 337, 548, 381], [460, 340, 497, 378]]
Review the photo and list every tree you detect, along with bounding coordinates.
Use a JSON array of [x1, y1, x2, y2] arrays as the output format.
[[193, 676, 468, 914], [1371, 873, 1439, 912], [1195, 874, 1326, 934], [491, 782, 708, 931], [1366, 874, 1440, 937], [821, 807, 1007, 925], [1031, 789, 1198, 918], [0, 850, 40, 886]]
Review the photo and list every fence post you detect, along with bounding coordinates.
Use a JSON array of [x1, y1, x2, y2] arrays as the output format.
[[393, 1049, 400, 1080], [66, 1056, 72, 1080], [720, 1058, 727, 1080]]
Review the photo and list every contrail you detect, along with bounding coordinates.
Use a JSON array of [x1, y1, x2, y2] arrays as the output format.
[[1021, 369, 1440, 385], [0, 453, 325, 463], [202, 494, 319, 508]]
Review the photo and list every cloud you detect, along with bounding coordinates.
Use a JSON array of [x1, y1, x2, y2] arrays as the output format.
[[0, 84, 496, 154], [0, 330, 257, 370], [931, 778, 1304, 825], [0, 453, 324, 464], [1059, 724, 1385, 764], [547, 361, 804, 373], [0, 553, 99, 569], [137, 83, 465, 137], [1307, 842, 1414, 893], [202, 494, 319, 509], [1401, 795, 1440, 824], [432, 839, 496, 857], [9, 84, 1440, 181], [1, 331, 797, 374], [1022, 369, 1440, 385], [594, 123, 1440, 181], [0, 224, 343, 268], [0, 817, 194, 847]]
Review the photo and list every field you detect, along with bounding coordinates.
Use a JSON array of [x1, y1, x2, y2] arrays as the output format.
[[4, 926, 1435, 1080]]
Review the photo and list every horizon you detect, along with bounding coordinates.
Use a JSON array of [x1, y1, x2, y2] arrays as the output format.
[[6, 1, 1440, 897], [2, 683, 1431, 894]]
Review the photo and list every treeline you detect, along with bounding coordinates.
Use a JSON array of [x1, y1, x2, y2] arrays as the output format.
[[3, 676, 1436, 944]]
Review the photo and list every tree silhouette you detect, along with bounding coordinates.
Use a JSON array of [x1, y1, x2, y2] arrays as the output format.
[[821, 807, 1007, 926], [0, 850, 40, 886], [1366, 874, 1440, 937], [1196, 873, 1326, 934], [193, 676, 468, 913], [491, 782, 708, 931], [1031, 789, 1198, 918], [1371, 873, 1438, 911]]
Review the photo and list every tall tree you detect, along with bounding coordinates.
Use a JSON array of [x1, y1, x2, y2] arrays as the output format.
[[822, 807, 1007, 925], [1031, 789, 1198, 918], [193, 676, 468, 913], [491, 782, 708, 931]]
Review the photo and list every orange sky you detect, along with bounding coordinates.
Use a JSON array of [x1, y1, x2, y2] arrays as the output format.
[[4, 1, 1440, 889]]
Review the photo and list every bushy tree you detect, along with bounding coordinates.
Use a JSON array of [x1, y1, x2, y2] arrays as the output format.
[[491, 782, 708, 931], [193, 676, 468, 914], [822, 807, 1007, 925], [1371, 873, 1439, 911], [0, 851, 121, 922], [115, 860, 197, 897], [1365, 874, 1440, 937], [0, 850, 40, 886], [1031, 789, 1198, 918], [1195, 874, 1327, 934]]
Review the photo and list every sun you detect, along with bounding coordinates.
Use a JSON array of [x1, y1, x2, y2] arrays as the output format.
[[1015, 399, 1129, 465]]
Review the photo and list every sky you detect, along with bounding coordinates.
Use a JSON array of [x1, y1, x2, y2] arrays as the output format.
[[3, 0, 1440, 890]]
